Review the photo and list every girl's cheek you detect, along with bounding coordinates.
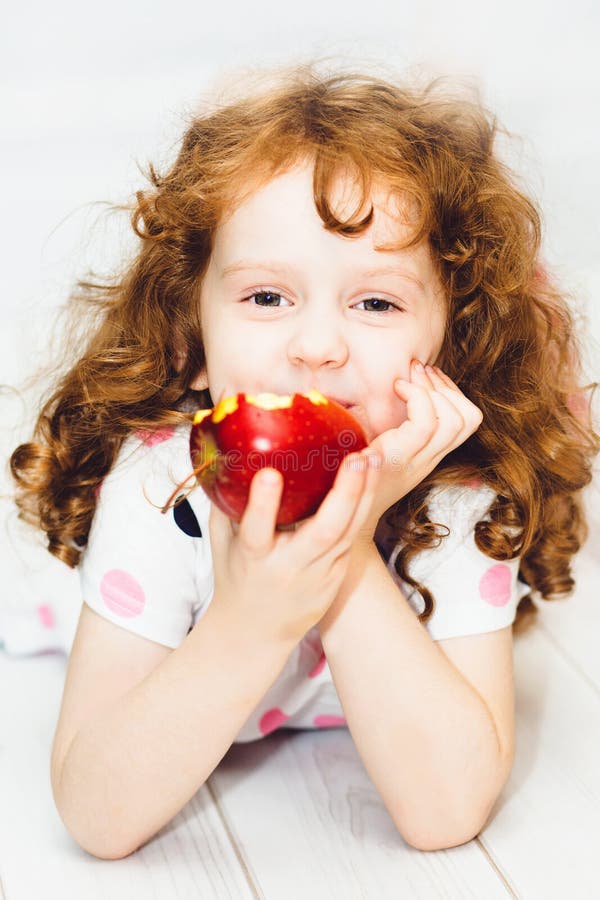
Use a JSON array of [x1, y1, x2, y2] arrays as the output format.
[[362, 395, 408, 441], [389, 400, 409, 432]]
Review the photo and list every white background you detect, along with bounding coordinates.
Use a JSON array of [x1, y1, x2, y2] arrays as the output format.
[[1, 0, 598, 620]]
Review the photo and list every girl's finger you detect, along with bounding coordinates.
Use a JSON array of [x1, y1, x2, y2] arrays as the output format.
[[237, 468, 283, 555], [410, 359, 436, 390], [415, 363, 464, 408], [393, 380, 441, 451], [407, 390, 482, 473], [293, 452, 368, 556], [429, 365, 460, 389], [422, 366, 483, 430], [425, 391, 468, 450], [343, 451, 383, 541], [422, 364, 453, 389], [383, 391, 458, 474]]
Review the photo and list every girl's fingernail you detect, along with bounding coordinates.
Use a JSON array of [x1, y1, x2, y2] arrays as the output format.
[[348, 454, 366, 471], [412, 359, 424, 372], [261, 470, 279, 485]]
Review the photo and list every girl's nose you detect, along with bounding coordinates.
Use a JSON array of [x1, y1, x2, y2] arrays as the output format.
[[287, 310, 349, 370]]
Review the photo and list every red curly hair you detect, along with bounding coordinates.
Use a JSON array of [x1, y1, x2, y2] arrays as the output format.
[[10, 60, 599, 633]]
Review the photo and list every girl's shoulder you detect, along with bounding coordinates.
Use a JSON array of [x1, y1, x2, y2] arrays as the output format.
[[374, 480, 497, 566], [85, 421, 211, 566], [81, 422, 212, 648], [106, 424, 193, 490], [96, 422, 208, 528], [425, 480, 497, 535]]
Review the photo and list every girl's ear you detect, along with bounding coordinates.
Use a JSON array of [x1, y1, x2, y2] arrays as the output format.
[[189, 369, 209, 390], [173, 331, 209, 390]]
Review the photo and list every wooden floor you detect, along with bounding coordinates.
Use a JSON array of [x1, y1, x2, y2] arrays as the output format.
[[1, 480, 599, 900]]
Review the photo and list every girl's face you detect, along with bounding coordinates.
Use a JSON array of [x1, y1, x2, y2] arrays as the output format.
[[193, 161, 447, 442]]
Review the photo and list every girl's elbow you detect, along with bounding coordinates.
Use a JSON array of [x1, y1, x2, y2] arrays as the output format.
[[52, 770, 148, 859], [396, 798, 494, 852], [54, 801, 143, 861], [398, 763, 512, 851], [70, 828, 144, 861], [83, 843, 135, 861], [402, 819, 484, 852]]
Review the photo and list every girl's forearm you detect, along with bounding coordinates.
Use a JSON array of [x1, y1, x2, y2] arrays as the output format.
[[53, 601, 296, 860], [318, 547, 510, 851]]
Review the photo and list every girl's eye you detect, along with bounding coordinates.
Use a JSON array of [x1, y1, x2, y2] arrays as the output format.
[[242, 291, 403, 313], [244, 291, 290, 308], [354, 297, 402, 313]]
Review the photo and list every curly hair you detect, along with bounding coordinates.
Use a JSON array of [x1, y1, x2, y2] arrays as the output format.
[[10, 59, 599, 633]]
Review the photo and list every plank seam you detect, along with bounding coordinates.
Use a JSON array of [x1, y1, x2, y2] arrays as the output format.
[[475, 835, 522, 898], [205, 776, 263, 900]]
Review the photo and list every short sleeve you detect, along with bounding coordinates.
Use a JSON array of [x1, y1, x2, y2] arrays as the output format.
[[79, 427, 214, 649], [386, 484, 530, 640]]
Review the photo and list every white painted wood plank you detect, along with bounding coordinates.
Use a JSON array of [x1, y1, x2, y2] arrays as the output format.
[[1, 490, 597, 900], [0, 652, 255, 900], [210, 484, 600, 900], [478, 623, 600, 900], [211, 729, 514, 899]]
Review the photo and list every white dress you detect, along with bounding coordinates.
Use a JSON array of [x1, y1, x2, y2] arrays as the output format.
[[60, 426, 529, 743]]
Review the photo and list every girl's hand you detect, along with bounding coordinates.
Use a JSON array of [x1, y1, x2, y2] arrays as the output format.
[[207, 449, 382, 648], [354, 361, 484, 546]]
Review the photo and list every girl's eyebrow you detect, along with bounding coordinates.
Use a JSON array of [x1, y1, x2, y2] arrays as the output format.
[[220, 259, 426, 292]]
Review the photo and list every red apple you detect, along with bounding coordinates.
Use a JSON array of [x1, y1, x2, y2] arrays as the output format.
[[190, 389, 368, 525]]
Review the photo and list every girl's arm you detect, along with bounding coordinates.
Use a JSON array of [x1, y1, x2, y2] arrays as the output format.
[[52, 598, 297, 860], [312, 365, 515, 850], [53, 450, 382, 860], [317, 544, 515, 852]]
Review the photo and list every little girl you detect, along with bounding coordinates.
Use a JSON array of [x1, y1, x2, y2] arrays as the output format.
[[10, 61, 598, 859]]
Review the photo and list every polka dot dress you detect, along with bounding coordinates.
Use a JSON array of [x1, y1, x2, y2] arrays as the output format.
[[76, 426, 526, 744], [386, 483, 529, 641]]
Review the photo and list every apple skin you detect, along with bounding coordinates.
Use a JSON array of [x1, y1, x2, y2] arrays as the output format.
[[190, 389, 368, 525]]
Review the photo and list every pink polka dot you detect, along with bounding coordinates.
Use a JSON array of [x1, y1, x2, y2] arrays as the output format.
[[313, 715, 347, 728], [460, 476, 483, 489], [259, 708, 289, 735], [308, 651, 327, 678], [100, 569, 146, 617], [135, 427, 176, 447], [479, 564, 512, 607], [37, 604, 55, 628]]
